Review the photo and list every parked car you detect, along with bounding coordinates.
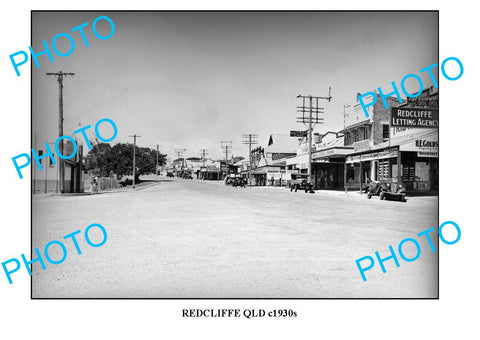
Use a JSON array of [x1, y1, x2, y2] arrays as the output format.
[[366, 180, 390, 198], [166, 172, 174, 178], [367, 180, 407, 202], [289, 174, 314, 193], [225, 175, 245, 188], [233, 177, 246, 188], [380, 184, 407, 202], [182, 172, 193, 179]]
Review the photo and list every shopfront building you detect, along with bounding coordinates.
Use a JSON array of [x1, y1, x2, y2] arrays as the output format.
[[311, 146, 353, 190], [345, 130, 438, 194]]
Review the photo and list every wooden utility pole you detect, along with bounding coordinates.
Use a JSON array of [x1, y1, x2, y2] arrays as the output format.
[[200, 149, 208, 168], [242, 134, 258, 186], [174, 148, 187, 176], [221, 141, 232, 178], [129, 134, 141, 188], [296, 88, 332, 187], [46, 71, 74, 193], [200, 149, 209, 180]]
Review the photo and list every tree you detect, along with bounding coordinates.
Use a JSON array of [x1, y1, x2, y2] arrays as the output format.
[[85, 143, 112, 177], [85, 143, 167, 181]]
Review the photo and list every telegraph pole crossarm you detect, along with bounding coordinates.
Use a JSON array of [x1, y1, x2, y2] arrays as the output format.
[[295, 88, 333, 189], [174, 148, 187, 177]]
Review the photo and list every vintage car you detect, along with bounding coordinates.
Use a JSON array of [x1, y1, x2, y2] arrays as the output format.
[[289, 174, 314, 193], [366, 180, 390, 198], [367, 180, 407, 202], [233, 177, 246, 188], [380, 185, 407, 202], [225, 175, 245, 187], [182, 172, 193, 179]]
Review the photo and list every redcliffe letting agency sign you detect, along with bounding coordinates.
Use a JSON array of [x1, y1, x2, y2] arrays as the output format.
[[391, 108, 439, 128]]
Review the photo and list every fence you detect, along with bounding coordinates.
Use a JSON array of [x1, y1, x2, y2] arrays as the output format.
[[84, 175, 120, 193]]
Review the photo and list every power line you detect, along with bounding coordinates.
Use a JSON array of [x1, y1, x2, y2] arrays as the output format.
[[242, 134, 258, 186], [296, 87, 332, 186], [174, 148, 187, 174]]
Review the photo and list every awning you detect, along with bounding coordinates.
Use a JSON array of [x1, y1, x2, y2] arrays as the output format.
[[399, 130, 438, 158], [346, 148, 398, 163], [312, 146, 353, 161]]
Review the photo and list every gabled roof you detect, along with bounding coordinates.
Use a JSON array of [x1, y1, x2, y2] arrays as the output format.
[[265, 134, 299, 154], [233, 159, 247, 167], [324, 135, 345, 148]]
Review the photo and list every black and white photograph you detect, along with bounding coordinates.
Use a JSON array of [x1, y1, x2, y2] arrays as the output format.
[[30, 11, 439, 298]]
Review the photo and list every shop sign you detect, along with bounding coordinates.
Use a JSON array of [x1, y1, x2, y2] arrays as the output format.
[[313, 147, 353, 160], [290, 130, 308, 137], [390, 126, 435, 137], [418, 151, 438, 158], [400, 134, 438, 158], [346, 155, 361, 163], [378, 149, 398, 160], [391, 108, 439, 128], [312, 148, 335, 159], [346, 148, 397, 163]]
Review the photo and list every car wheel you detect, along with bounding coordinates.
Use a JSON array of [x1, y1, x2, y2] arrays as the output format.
[[379, 191, 384, 200], [367, 193, 372, 199]]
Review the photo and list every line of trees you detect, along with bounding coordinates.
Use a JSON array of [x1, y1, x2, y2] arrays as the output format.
[[85, 143, 167, 182]]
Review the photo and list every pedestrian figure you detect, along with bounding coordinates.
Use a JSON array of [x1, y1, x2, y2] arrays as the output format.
[[92, 176, 99, 194]]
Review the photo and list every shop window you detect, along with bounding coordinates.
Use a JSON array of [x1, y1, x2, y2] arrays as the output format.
[[354, 129, 359, 142], [344, 132, 350, 145], [402, 165, 415, 182], [38, 150, 43, 165], [382, 124, 389, 141], [378, 159, 390, 180], [364, 126, 370, 140]]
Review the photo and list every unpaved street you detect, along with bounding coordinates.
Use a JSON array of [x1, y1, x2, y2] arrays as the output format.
[[32, 178, 438, 298]]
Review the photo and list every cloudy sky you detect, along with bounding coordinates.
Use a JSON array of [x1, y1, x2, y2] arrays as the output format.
[[32, 11, 438, 160]]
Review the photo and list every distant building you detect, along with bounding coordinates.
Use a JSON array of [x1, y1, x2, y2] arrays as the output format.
[[247, 134, 298, 186]]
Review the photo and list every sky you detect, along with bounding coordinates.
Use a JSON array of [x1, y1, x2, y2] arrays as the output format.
[[31, 11, 438, 160]]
